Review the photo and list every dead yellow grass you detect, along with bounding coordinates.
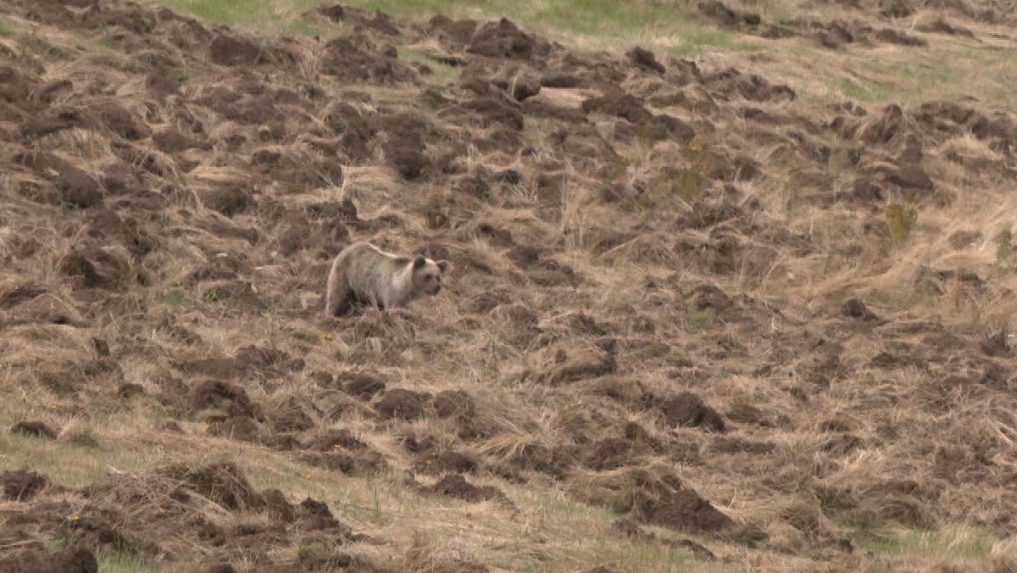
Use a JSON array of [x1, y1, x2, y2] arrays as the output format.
[[2, 0, 1017, 571]]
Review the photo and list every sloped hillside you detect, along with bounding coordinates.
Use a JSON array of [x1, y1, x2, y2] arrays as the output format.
[[2, 0, 1017, 572]]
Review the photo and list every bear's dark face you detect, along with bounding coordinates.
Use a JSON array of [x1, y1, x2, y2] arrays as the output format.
[[412, 256, 451, 296]]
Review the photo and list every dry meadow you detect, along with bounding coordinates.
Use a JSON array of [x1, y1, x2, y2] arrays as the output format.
[[2, 0, 1017, 571]]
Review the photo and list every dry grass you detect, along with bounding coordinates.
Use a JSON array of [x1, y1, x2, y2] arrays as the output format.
[[2, 0, 1017, 571], [0, 387, 738, 572]]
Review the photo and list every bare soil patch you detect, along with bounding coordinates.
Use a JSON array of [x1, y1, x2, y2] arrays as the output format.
[[1, 0, 1016, 570]]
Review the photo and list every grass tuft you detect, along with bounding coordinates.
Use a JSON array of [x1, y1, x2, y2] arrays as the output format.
[[837, 77, 894, 104], [96, 548, 161, 573], [885, 203, 919, 244], [849, 525, 996, 564]]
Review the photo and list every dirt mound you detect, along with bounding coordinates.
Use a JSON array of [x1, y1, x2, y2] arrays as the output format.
[[569, 467, 737, 535], [58, 249, 132, 291], [0, 547, 98, 573], [235, 345, 305, 377], [841, 298, 879, 321], [207, 416, 262, 443], [762, 15, 931, 48], [699, 0, 761, 28], [638, 488, 735, 533], [321, 35, 415, 84], [917, 17, 974, 36], [626, 47, 666, 74], [2, 0, 1017, 569], [267, 397, 316, 433], [526, 341, 617, 385], [1, 470, 49, 501], [582, 437, 654, 471], [333, 371, 387, 400], [433, 390, 476, 418], [422, 474, 510, 504], [582, 92, 653, 124], [14, 151, 103, 208], [375, 388, 432, 420], [209, 34, 263, 67], [654, 392, 727, 433], [10, 421, 58, 440], [190, 380, 260, 420], [157, 462, 265, 511], [466, 18, 548, 60], [414, 450, 479, 475], [295, 497, 354, 533], [58, 461, 370, 567], [0, 282, 48, 310]]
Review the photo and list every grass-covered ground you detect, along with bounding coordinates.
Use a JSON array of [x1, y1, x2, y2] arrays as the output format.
[[2, 0, 1017, 571]]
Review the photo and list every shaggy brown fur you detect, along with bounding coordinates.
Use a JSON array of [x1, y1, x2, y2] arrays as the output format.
[[325, 242, 451, 316]]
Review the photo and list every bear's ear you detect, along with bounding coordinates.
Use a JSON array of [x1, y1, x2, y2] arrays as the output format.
[[413, 256, 428, 270], [436, 260, 451, 274]]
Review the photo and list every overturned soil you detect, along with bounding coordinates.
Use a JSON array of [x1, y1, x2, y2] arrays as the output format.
[[1, 0, 1016, 571]]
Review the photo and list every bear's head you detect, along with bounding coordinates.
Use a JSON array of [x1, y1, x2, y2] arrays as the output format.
[[412, 256, 451, 296]]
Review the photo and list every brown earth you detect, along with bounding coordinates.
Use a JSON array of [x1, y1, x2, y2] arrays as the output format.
[[1, 0, 1017, 571]]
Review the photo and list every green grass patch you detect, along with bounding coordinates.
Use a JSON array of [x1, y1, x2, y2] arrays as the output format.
[[527, 0, 701, 38], [668, 166, 709, 204], [345, 0, 484, 18], [840, 49, 1012, 108], [498, 492, 741, 573], [16, 33, 67, 59], [291, 328, 324, 345], [155, 0, 278, 26], [285, 18, 325, 37], [849, 525, 996, 563], [96, 549, 162, 573], [503, 540, 701, 573], [48, 541, 161, 573], [590, 539, 740, 573], [332, 476, 391, 526], [153, 0, 746, 56], [155, 0, 324, 29], [995, 229, 1014, 269], [837, 77, 894, 104], [64, 428, 103, 449], [163, 289, 189, 307], [0, 399, 159, 489], [686, 306, 717, 332], [613, 162, 709, 214], [352, 0, 747, 54], [885, 203, 918, 244], [862, 60, 954, 103], [296, 540, 346, 567], [867, 60, 952, 83], [668, 26, 743, 57], [952, 46, 1017, 108], [0, 430, 156, 488], [538, 491, 618, 522], [0, 18, 13, 37]]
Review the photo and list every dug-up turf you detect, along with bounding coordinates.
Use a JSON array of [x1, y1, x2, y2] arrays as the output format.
[[1, 0, 1017, 571]]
